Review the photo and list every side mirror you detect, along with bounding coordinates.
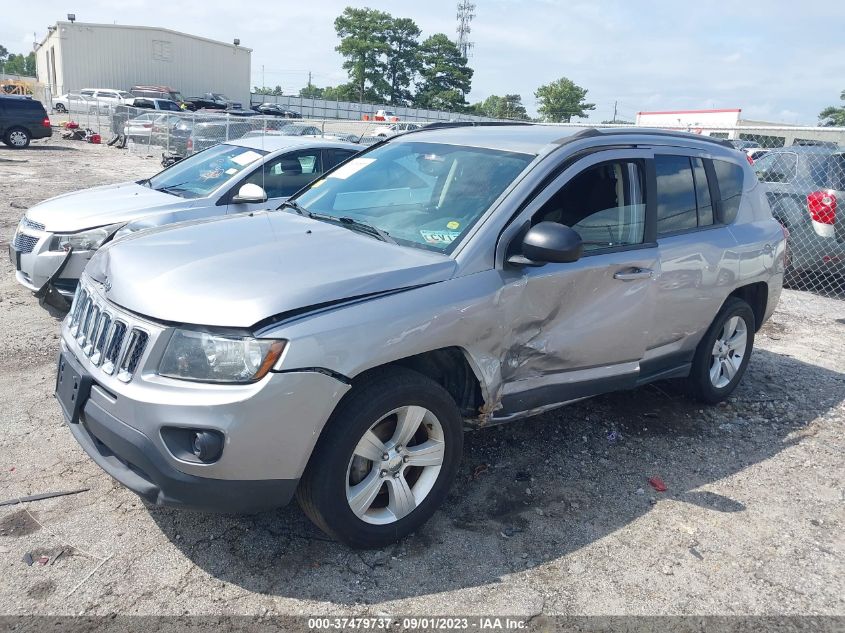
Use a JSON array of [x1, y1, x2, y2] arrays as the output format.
[[231, 183, 267, 204], [508, 221, 583, 266]]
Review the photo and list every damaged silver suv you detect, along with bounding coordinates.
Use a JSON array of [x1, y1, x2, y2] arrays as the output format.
[[56, 124, 786, 547]]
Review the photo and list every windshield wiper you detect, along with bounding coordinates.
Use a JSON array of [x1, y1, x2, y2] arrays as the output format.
[[279, 199, 308, 215], [156, 181, 192, 195], [336, 216, 396, 244]]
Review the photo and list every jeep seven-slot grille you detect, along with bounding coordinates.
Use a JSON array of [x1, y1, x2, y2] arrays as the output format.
[[67, 284, 149, 382]]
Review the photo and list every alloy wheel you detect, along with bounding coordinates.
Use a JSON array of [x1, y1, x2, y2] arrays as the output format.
[[710, 315, 748, 388], [8, 130, 28, 147], [345, 405, 445, 525]]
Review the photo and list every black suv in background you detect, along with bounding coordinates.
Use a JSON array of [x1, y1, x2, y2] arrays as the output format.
[[0, 96, 52, 148]]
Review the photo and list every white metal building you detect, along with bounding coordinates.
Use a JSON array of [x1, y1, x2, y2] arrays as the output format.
[[35, 21, 251, 105], [636, 108, 743, 132]]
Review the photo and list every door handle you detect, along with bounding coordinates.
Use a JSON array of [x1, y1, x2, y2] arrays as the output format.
[[613, 267, 653, 281]]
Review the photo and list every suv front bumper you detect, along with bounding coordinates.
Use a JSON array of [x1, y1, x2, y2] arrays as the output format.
[[57, 340, 350, 513]]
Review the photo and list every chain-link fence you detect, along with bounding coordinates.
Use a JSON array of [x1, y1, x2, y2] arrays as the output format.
[[46, 106, 845, 299]]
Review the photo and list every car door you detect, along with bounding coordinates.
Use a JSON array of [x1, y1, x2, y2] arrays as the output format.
[[494, 149, 659, 416], [644, 151, 740, 371], [226, 148, 326, 214]]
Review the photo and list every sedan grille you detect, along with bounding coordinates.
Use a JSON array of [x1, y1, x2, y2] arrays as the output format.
[[21, 217, 45, 231], [12, 232, 39, 254], [67, 282, 149, 382]]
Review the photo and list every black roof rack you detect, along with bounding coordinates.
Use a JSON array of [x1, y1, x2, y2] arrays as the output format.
[[586, 126, 735, 149]]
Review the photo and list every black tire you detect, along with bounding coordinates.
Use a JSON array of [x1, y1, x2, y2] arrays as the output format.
[[687, 297, 755, 404], [4, 127, 31, 149], [55, 104, 67, 113], [297, 367, 463, 548]]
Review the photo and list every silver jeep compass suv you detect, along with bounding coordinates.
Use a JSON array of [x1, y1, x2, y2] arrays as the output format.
[[56, 124, 786, 547]]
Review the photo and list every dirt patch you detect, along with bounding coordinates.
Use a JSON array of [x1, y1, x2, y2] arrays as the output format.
[[0, 509, 41, 537]]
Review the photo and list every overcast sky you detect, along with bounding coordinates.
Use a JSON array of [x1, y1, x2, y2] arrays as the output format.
[[3, 0, 843, 123]]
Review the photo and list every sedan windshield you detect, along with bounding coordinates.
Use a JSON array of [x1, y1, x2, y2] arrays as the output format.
[[147, 144, 268, 199], [292, 141, 534, 253]]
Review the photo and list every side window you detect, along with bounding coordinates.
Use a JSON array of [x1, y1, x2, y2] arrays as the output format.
[[535, 160, 646, 252], [80, 90, 95, 98], [245, 150, 324, 199], [692, 158, 714, 226], [713, 159, 746, 224], [326, 149, 357, 169], [655, 155, 698, 235], [752, 152, 796, 184]]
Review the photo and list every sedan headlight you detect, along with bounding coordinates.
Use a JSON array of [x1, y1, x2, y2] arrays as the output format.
[[158, 329, 286, 383], [49, 223, 123, 251]]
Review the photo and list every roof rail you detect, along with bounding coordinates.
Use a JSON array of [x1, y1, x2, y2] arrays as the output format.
[[593, 127, 734, 149]]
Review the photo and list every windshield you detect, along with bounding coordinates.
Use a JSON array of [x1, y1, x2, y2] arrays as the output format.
[[147, 143, 268, 199], [293, 141, 534, 253]]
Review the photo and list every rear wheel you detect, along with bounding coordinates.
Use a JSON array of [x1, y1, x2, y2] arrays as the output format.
[[55, 103, 67, 113], [4, 127, 30, 148], [297, 367, 463, 548], [687, 297, 755, 404]]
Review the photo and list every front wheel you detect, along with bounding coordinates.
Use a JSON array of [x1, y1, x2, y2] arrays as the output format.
[[297, 367, 463, 548], [55, 103, 67, 113], [686, 297, 755, 404]]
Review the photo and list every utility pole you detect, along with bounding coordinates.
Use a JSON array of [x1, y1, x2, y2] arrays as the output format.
[[307, 71, 312, 92], [261, 64, 265, 89], [613, 100, 618, 123]]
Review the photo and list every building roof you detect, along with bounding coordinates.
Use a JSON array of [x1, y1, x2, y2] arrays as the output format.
[[38, 21, 252, 53], [638, 109, 742, 116]]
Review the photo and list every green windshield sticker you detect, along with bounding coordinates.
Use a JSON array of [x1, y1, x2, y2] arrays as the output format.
[[420, 230, 461, 245]]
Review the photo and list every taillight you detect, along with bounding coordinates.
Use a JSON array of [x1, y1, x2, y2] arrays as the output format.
[[746, 153, 754, 165], [807, 191, 837, 225], [42, 117, 51, 128], [186, 137, 193, 153]]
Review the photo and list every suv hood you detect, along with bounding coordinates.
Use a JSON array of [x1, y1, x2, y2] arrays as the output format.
[[87, 211, 457, 328], [26, 181, 201, 233]]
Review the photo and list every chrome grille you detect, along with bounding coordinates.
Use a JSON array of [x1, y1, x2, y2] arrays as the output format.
[[66, 281, 149, 382], [21, 217, 45, 231], [101, 321, 127, 376], [12, 232, 38, 254]]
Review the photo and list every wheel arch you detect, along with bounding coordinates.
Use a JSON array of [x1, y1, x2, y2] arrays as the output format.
[[728, 282, 768, 332]]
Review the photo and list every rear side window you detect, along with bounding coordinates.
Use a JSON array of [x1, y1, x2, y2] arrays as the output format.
[[692, 158, 714, 226], [713, 159, 746, 224], [825, 155, 845, 191], [655, 155, 698, 235]]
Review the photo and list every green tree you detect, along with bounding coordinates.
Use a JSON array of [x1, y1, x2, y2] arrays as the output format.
[[414, 34, 473, 111], [471, 94, 529, 120], [383, 17, 421, 105], [2, 51, 35, 76], [334, 7, 392, 103], [299, 85, 324, 98], [819, 90, 845, 127], [534, 77, 595, 122], [253, 85, 284, 96]]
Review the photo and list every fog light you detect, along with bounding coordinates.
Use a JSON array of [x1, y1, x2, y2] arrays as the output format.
[[191, 431, 223, 462]]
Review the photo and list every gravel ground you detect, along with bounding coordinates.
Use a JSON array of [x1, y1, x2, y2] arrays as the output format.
[[0, 137, 843, 619]]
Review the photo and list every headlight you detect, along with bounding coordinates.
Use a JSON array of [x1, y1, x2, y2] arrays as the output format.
[[158, 329, 286, 383], [49, 223, 123, 251]]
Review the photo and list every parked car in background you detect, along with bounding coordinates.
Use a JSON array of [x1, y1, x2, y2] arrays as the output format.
[[373, 122, 422, 137], [130, 86, 190, 109], [252, 103, 302, 118], [187, 93, 243, 110], [53, 89, 135, 114], [373, 109, 398, 121], [129, 97, 183, 112], [0, 95, 52, 148], [123, 113, 182, 145], [10, 136, 360, 297], [55, 125, 784, 547], [754, 146, 845, 279]]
